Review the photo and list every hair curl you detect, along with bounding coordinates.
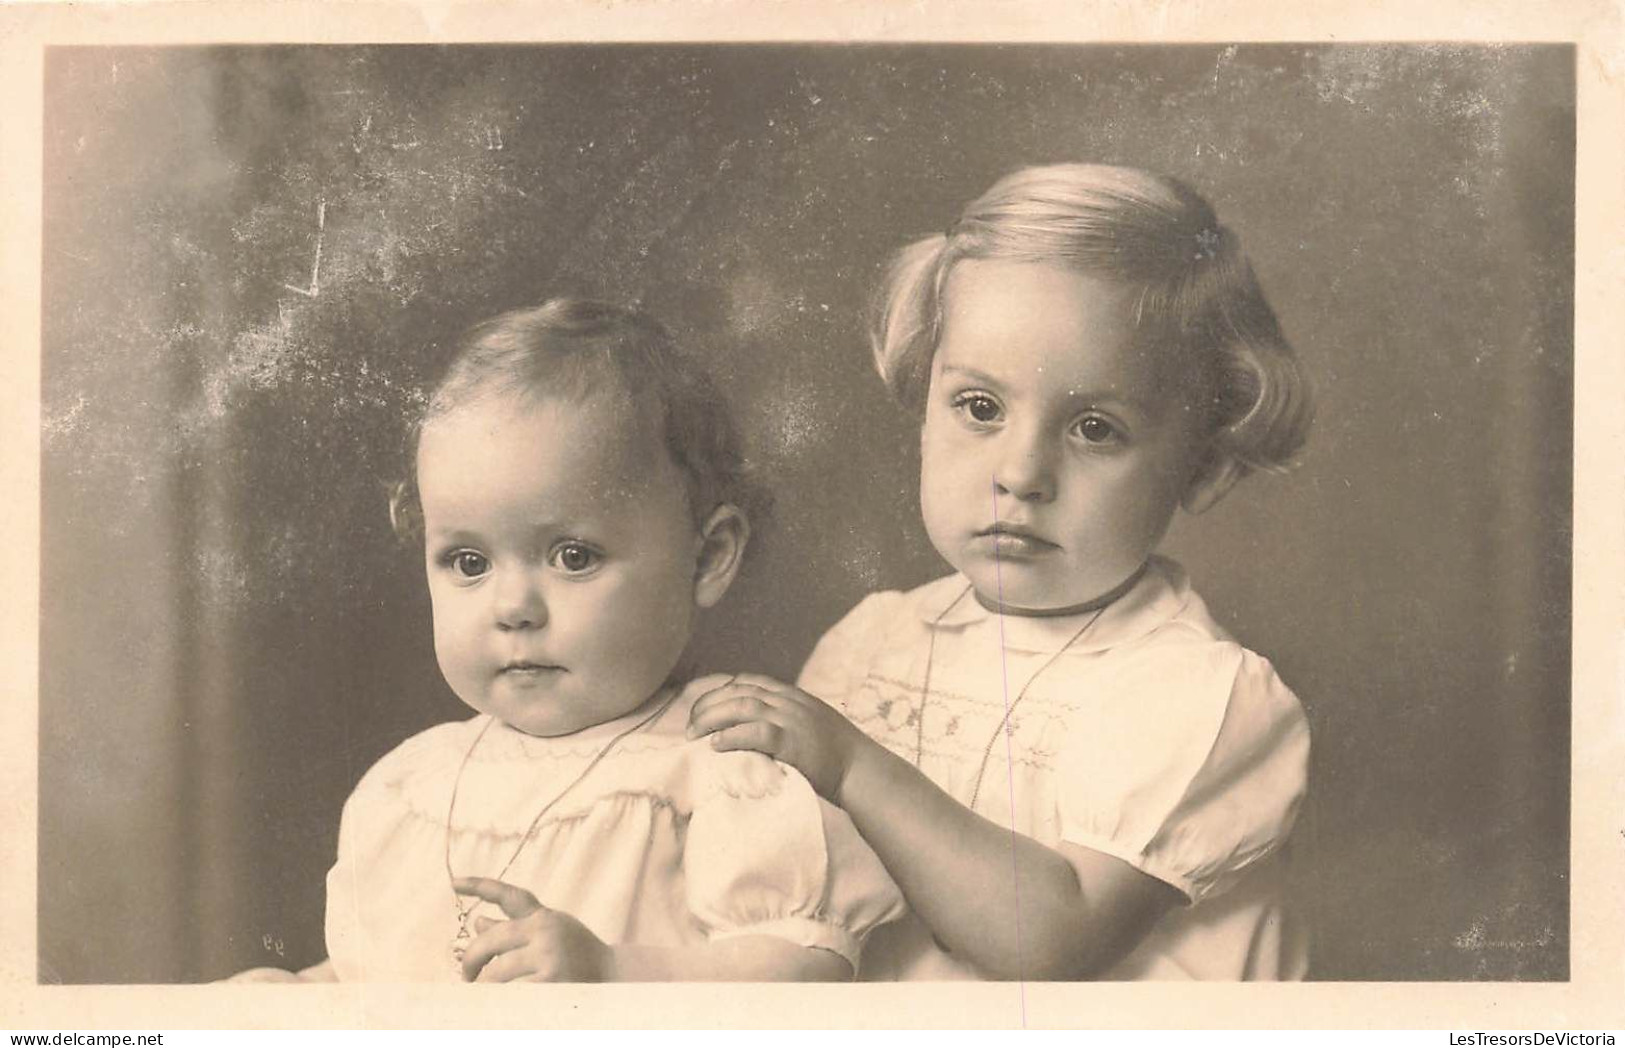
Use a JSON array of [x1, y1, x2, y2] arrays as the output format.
[[872, 163, 1313, 475], [389, 298, 770, 542]]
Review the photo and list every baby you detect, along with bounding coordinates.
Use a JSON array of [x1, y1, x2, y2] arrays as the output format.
[[233, 298, 900, 982]]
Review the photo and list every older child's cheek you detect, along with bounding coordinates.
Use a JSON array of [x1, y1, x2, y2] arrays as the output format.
[[917, 450, 968, 569]]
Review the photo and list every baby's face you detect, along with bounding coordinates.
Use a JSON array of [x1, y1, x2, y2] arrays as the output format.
[[919, 259, 1208, 612], [416, 391, 702, 736]]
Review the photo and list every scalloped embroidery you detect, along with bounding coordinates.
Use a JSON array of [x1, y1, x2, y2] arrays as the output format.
[[367, 735, 704, 836], [699, 750, 787, 803], [402, 789, 685, 844]]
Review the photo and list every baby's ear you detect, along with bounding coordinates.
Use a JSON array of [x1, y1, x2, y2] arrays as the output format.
[[693, 504, 750, 609], [1181, 451, 1244, 515]]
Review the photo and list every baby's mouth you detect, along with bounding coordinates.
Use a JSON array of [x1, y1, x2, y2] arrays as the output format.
[[499, 661, 563, 676]]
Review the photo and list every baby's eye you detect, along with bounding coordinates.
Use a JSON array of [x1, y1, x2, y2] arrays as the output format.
[[446, 550, 491, 579], [1072, 415, 1120, 445], [951, 392, 1003, 425], [549, 541, 602, 575]]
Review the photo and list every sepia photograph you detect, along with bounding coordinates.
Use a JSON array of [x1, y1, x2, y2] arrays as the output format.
[[4, 0, 1621, 1032]]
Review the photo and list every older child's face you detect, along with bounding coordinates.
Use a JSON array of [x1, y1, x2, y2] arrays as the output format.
[[920, 260, 1207, 612], [416, 392, 702, 736]]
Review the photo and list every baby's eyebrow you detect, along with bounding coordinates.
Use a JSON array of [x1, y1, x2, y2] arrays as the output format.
[[939, 364, 1003, 385], [423, 526, 485, 546]]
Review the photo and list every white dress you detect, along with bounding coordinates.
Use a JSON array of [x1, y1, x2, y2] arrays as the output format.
[[325, 675, 904, 981], [798, 556, 1312, 980]]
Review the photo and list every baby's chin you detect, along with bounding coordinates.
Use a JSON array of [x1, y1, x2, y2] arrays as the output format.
[[471, 687, 671, 738], [959, 563, 1125, 616], [502, 715, 594, 738]]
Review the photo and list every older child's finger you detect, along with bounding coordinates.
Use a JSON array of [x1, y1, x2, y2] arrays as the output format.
[[686, 690, 777, 738], [453, 875, 544, 918], [726, 672, 796, 693], [691, 675, 745, 705], [706, 721, 784, 757], [686, 685, 759, 727], [689, 678, 777, 714]]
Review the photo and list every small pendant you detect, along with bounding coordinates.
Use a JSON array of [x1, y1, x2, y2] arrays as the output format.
[[451, 913, 472, 967]]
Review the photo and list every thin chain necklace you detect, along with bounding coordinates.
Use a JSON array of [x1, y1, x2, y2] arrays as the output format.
[[443, 686, 681, 967], [967, 605, 1106, 808], [915, 569, 1142, 809]]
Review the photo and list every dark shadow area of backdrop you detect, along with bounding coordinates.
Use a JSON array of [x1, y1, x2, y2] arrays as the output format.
[[39, 44, 1572, 983]]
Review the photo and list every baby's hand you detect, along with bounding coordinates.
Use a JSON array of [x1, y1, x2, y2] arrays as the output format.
[[223, 966, 304, 983], [687, 674, 868, 803], [453, 876, 610, 983]]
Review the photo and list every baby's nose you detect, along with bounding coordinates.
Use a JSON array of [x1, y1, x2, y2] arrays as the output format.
[[494, 573, 547, 630]]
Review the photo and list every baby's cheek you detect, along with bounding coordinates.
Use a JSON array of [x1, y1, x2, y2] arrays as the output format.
[[603, 587, 689, 682], [429, 603, 477, 682]]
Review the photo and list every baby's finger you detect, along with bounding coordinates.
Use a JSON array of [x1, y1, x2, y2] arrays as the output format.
[[686, 691, 777, 739], [706, 720, 784, 756], [460, 919, 525, 982], [225, 967, 302, 983], [474, 916, 497, 934], [474, 948, 539, 984], [453, 876, 544, 918]]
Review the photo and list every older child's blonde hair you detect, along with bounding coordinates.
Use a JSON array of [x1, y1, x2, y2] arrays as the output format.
[[873, 163, 1312, 475]]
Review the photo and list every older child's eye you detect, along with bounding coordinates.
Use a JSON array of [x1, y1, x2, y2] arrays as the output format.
[[550, 541, 602, 575], [1073, 415, 1119, 444], [447, 550, 490, 579], [952, 392, 1003, 425]]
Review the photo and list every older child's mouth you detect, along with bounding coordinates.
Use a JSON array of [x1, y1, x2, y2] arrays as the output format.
[[975, 525, 1058, 556]]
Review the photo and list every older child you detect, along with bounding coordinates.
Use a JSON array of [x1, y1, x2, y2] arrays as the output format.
[[690, 163, 1314, 980], [234, 299, 900, 982]]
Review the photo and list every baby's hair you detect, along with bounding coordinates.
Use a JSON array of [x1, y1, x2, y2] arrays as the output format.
[[389, 298, 769, 540], [873, 162, 1312, 475]]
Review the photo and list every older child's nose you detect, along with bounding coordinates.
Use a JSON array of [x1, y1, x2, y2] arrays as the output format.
[[494, 572, 547, 630], [993, 427, 1057, 502]]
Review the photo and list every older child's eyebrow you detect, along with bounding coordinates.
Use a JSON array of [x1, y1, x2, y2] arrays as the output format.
[[940, 363, 1158, 416], [1058, 387, 1157, 416]]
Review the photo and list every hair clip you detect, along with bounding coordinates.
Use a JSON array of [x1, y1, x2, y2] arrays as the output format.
[[1195, 227, 1221, 261]]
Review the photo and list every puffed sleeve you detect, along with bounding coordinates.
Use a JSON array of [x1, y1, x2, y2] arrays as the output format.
[[684, 747, 904, 973], [1055, 635, 1310, 905], [322, 778, 368, 980], [797, 591, 904, 707], [323, 724, 462, 982]]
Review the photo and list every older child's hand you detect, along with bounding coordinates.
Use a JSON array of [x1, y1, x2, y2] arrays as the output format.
[[453, 876, 610, 982], [686, 674, 869, 803]]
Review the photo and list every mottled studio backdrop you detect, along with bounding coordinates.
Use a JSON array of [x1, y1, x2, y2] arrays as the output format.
[[39, 45, 1572, 982]]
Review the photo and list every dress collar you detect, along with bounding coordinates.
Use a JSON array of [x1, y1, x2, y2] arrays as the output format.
[[913, 554, 1193, 655]]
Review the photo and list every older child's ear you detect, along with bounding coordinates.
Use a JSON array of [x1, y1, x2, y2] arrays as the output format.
[[1181, 452, 1243, 515], [693, 504, 750, 609]]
